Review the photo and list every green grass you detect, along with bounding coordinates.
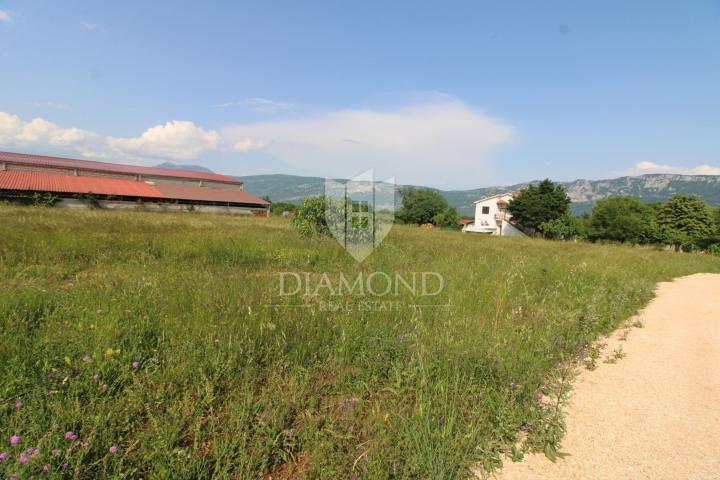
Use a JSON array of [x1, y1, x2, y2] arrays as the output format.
[[1, 205, 719, 479]]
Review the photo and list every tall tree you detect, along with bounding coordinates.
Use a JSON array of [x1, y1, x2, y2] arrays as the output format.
[[507, 179, 570, 234], [656, 195, 715, 250], [396, 188, 449, 225], [588, 197, 657, 244]]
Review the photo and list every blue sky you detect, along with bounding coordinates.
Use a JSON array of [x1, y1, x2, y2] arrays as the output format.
[[1, 1, 719, 189]]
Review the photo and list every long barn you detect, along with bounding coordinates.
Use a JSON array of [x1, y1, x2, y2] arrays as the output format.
[[0, 151, 269, 216]]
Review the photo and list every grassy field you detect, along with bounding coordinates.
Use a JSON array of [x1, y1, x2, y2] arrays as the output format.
[[1, 206, 719, 479]]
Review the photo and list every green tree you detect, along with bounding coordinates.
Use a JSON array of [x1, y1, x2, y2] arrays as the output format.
[[396, 188, 449, 225], [507, 179, 570, 234], [432, 206, 461, 228], [656, 195, 715, 250], [588, 197, 657, 244]]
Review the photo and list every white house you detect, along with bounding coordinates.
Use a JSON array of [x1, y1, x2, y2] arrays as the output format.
[[462, 192, 525, 236]]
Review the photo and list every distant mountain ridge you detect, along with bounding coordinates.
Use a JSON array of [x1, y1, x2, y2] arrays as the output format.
[[156, 164, 720, 216], [155, 162, 214, 174]]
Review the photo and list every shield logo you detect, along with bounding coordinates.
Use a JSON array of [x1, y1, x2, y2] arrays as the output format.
[[325, 169, 395, 262]]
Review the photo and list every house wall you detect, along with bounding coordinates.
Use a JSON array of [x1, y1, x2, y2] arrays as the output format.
[[55, 198, 268, 216], [473, 194, 514, 235]]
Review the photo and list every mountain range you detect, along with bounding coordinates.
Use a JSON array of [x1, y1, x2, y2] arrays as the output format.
[[156, 164, 720, 216]]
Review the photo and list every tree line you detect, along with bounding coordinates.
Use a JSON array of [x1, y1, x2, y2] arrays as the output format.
[[507, 179, 720, 254]]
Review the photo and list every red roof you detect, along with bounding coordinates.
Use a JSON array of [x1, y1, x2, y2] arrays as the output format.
[[0, 171, 164, 198], [0, 171, 269, 206], [153, 183, 270, 205], [496, 198, 509, 205], [0, 151, 240, 185]]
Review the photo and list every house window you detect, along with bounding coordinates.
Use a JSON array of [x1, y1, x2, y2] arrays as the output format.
[[481, 206, 490, 214]]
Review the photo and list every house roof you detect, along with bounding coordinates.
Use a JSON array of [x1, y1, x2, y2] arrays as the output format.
[[0, 170, 269, 206], [0, 151, 241, 185]]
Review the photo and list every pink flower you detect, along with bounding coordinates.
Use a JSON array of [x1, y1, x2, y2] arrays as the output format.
[[64, 431, 77, 440], [26, 447, 39, 455], [51, 449, 60, 456], [43, 464, 51, 472], [18, 452, 29, 463], [101, 383, 108, 390], [0, 452, 7, 461], [82, 442, 89, 449], [132, 361, 140, 369], [108, 445, 118, 454], [14, 401, 22, 409], [10, 435, 20, 446]]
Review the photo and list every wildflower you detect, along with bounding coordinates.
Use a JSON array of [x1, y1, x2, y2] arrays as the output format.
[[0, 452, 7, 461], [64, 432, 77, 441], [18, 452, 29, 463], [108, 445, 118, 454], [51, 449, 60, 456], [82, 442, 89, 449], [27, 447, 39, 455], [132, 361, 140, 369], [14, 401, 22, 409], [43, 464, 51, 472], [101, 383, 108, 390], [10, 435, 20, 446], [82, 355, 91, 363], [92, 374, 100, 381], [62, 462, 69, 469]]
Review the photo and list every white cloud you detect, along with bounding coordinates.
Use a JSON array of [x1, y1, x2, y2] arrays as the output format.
[[0, 112, 219, 163], [81, 21, 98, 30], [0, 10, 12, 23], [222, 99, 514, 185], [215, 97, 293, 114], [233, 137, 265, 151], [0, 112, 97, 148], [630, 161, 720, 176], [107, 121, 220, 160]]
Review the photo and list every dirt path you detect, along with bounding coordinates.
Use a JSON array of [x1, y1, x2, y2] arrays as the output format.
[[493, 273, 720, 480]]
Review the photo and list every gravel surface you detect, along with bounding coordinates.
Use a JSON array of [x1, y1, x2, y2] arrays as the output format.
[[492, 273, 720, 480]]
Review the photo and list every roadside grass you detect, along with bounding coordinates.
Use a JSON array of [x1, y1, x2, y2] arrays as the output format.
[[1, 205, 719, 478]]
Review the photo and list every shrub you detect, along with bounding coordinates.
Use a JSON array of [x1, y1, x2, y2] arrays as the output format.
[[290, 196, 333, 238], [31, 192, 60, 207], [708, 244, 720, 256]]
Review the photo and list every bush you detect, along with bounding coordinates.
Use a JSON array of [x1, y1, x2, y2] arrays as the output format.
[[540, 215, 587, 240], [31, 192, 60, 207], [432, 206, 461, 229], [290, 196, 332, 238], [588, 197, 657, 244], [708, 244, 720, 256]]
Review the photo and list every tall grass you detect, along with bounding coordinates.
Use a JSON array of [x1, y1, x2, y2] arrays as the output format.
[[1, 205, 718, 478]]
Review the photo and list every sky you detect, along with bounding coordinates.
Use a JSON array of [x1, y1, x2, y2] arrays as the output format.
[[1, 1, 719, 189]]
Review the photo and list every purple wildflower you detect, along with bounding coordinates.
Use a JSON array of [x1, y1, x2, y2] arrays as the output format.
[[65, 432, 77, 441], [14, 401, 23, 409], [51, 449, 60, 456], [62, 462, 69, 469], [108, 445, 118, 454], [43, 464, 51, 472], [10, 435, 20, 446], [101, 383, 108, 390], [0, 452, 7, 461], [82, 442, 89, 449], [132, 361, 140, 369], [18, 452, 29, 463]]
